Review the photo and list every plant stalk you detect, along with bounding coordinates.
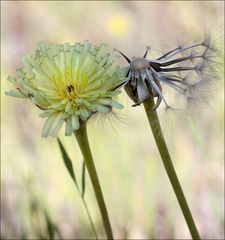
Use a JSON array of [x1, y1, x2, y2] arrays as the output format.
[[74, 125, 113, 240], [143, 99, 200, 240]]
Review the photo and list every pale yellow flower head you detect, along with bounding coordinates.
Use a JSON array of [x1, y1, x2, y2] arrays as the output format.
[[6, 40, 127, 137], [107, 15, 128, 36]]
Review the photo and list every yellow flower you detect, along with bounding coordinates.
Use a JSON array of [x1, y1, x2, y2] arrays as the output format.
[[107, 15, 128, 35], [6, 40, 127, 137]]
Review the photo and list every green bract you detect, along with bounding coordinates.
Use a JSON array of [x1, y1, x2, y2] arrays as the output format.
[[6, 40, 127, 137]]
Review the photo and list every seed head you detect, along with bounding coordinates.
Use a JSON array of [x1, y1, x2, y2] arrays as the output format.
[[116, 34, 218, 113]]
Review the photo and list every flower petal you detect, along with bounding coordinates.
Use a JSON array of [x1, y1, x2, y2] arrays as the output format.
[[71, 115, 80, 130], [5, 90, 27, 98], [65, 117, 73, 136], [42, 113, 58, 138]]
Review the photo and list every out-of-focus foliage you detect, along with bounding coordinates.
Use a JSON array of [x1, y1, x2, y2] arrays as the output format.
[[1, 1, 224, 239]]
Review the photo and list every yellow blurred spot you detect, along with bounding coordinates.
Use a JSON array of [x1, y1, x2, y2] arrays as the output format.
[[107, 15, 128, 35]]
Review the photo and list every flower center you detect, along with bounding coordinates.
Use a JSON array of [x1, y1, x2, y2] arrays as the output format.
[[65, 83, 77, 100], [67, 84, 74, 93]]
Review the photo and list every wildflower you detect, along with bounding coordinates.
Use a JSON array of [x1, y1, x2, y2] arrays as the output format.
[[114, 35, 219, 239], [107, 15, 128, 36], [115, 35, 218, 112], [6, 40, 127, 137]]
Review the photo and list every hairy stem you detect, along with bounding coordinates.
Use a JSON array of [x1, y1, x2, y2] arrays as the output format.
[[143, 99, 200, 240], [74, 125, 113, 239]]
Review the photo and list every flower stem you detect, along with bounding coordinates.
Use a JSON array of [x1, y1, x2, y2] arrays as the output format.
[[74, 125, 114, 240], [143, 99, 200, 240]]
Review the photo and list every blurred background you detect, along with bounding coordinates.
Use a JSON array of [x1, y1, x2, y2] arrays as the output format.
[[1, 1, 224, 239]]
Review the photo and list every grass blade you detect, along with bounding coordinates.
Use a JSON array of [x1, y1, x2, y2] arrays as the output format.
[[57, 137, 99, 239], [44, 211, 55, 240], [57, 138, 77, 185], [81, 160, 86, 198]]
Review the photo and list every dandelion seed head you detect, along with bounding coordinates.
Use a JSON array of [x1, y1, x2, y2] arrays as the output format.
[[116, 34, 219, 118]]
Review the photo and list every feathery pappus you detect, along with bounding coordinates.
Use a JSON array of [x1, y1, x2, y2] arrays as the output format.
[[115, 34, 218, 113]]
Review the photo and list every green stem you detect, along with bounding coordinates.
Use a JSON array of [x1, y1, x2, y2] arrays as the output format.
[[74, 124, 114, 240], [143, 99, 200, 240]]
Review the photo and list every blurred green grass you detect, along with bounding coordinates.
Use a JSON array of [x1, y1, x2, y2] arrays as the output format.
[[1, 1, 224, 239]]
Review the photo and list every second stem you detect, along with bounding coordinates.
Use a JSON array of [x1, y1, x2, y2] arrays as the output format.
[[143, 99, 200, 240]]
